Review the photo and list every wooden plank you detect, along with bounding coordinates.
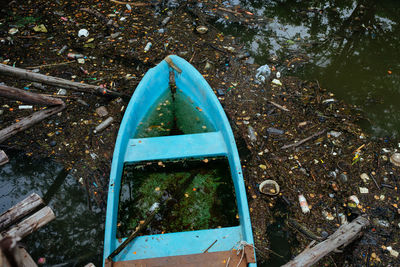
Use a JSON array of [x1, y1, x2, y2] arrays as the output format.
[[282, 216, 370, 267], [14, 245, 38, 267], [2, 207, 55, 239], [0, 193, 44, 231], [107, 249, 254, 267], [0, 235, 37, 267]]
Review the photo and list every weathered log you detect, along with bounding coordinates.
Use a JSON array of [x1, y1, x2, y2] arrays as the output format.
[[0, 150, 8, 166], [0, 103, 66, 144], [0, 63, 126, 98], [282, 216, 370, 267], [0, 193, 44, 231], [2, 207, 55, 239], [0, 84, 63, 106]]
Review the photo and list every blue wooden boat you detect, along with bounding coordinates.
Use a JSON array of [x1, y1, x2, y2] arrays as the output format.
[[104, 55, 256, 266]]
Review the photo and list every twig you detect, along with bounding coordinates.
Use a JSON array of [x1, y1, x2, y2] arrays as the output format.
[[281, 129, 326, 150], [203, 240, 217, 253], [369, 172, 380, 190], [189, 51, 196, 63], [217, 7, 242, 16], [268, 100, 289, 112], [110, 0, 151, 6], [26, 61, 74, 69]]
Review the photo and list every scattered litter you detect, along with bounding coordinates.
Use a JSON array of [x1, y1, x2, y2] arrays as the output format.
[[33, 24, 47, 33], [255, 64, 270, 83], [360, 173, 370, 183], [8, 28, 18, 35], [328, 131, 342, 138], [349, 195, 360, 205], [359, 187, 369, 194], [390, 153, 400, 166], [78, 29, 89, 37], [196, 25, 208, 34], [248, 126, 257, 141], [94, 117, 114, 133], [259, 180, 280, 195], [57, 89, 67, 95], [95, 106, 109, 117], [298, 193, 310, 213], [18, 105, 33, 109], [271, 79, 282, 86], [144, 42, 152, 52]]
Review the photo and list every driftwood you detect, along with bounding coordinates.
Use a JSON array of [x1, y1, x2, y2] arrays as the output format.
[[0, 63, 125, 98], [0, 193, 44, 231], [0, 103, 65, 144], [281, 129, 326, 149], [2, 206, 55, 239], [0, 84, 64, 106], [0, 150, 8, 166], [282, 216, 370, 267]]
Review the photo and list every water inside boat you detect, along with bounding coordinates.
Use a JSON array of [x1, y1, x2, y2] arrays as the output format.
[[134, 88, 216, 138], [117, 157, 239, 238]]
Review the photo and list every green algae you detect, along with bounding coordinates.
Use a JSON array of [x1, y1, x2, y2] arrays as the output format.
[[117, 157, 239, 238]]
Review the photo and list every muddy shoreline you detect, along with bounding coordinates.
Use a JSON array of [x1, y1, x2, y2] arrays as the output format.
[[1, 1, 400, 266]]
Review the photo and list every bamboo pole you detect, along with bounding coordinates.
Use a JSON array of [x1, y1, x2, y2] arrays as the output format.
[[0, 84, 63, 106], [0, 63, 126, 98]]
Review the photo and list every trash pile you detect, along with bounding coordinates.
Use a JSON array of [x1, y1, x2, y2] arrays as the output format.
[[1, 0, 399, 266]]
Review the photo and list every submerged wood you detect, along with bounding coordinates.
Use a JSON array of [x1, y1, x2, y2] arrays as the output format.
[[0, 63, 124, 98], [282, 216, 369, 267], [0, 103, 66, 144], [2, 206, 55, 239], [0, 193, 44, 231], [0, 84, 64, 106]]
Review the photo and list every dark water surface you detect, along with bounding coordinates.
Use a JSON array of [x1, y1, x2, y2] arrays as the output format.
[[0, 150, 103, 266], [3, 1, 400, 266], [218, 0, 400, 139]]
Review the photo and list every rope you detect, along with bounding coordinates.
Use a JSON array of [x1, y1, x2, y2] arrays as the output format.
[[225, 240, 253, 267]]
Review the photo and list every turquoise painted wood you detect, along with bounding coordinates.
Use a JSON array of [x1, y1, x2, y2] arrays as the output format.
[[103, 55, 256, 266]]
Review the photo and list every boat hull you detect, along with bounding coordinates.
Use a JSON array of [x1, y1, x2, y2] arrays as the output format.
[[103, 55, 256, 266]]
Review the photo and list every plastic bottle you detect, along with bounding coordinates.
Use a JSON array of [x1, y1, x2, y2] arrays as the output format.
[[67, 53, 84, 59], [144, 42, 152, 52], [298, 193, 310, 213], [93, 117, 114, 133], [248, 126, 257, 142]]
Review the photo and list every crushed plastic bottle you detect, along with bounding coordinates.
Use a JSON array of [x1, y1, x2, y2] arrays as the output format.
[[298, 193, 310, 213], [248, 126, 257, 142], [67, 53, 84, 59], [255, 64, 271, 83]]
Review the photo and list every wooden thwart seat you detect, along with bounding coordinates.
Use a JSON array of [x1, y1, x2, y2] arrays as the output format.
[[106, 246, 255, 267], [124, 132, 228, 163]]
